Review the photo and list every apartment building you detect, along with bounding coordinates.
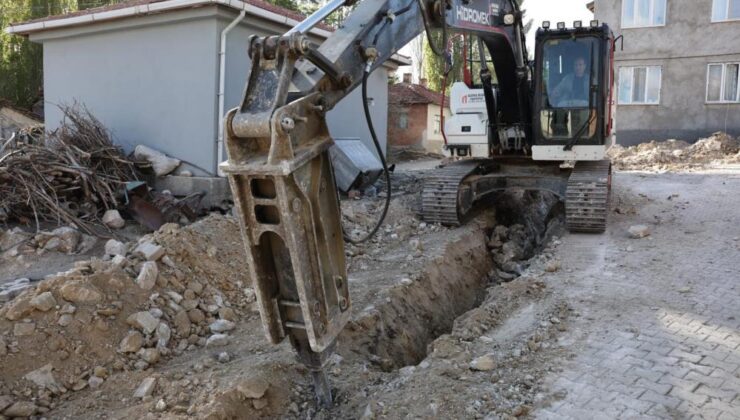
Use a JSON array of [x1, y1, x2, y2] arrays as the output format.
[[591, 0, 739, 144]]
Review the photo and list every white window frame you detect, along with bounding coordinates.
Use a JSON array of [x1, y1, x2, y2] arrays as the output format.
[[621, 0, 667, 28], [711, 0, 740, 22], [705, 63, 740, 103], [618, 66, 663, 105]]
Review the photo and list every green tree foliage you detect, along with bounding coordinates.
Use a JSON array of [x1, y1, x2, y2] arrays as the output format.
[[0, 0, 122, 109]]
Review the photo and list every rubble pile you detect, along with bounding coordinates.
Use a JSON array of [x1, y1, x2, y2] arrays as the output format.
[[608, 132, 740, 171], [0, 105, 141, 234], [0, 215, 252, 417]]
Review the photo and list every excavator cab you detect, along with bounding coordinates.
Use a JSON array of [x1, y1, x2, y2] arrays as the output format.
[[531, 22, 615, 161]]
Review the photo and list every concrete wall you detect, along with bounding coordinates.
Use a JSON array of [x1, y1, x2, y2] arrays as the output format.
[[424, 104, 451, 153], [33, 5, 393, 177], [595, 0, 740, 145]]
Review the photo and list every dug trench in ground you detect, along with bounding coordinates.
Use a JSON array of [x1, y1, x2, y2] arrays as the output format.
[[1, 169, 572, 419]]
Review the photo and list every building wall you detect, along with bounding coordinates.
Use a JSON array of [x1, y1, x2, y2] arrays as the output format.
[[595, 0, 740, 145], [387, 103, 428, 147], [33, 5, 393, 177], [424, 104, 451, 154]]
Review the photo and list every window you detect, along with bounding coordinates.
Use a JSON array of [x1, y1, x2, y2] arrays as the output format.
[[433, 114, 441, 134], [398, 112, 408, 129], [622, 0, 667, 28], [712, 0, 740, 21], [618, 66, 662, 104], [706, 63, 740, 103]]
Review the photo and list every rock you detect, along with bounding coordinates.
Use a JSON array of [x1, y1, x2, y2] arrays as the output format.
[[58, 314, 74, 327], [120, 331, 144, 353], [173, 311, 191, 336], [236, 378, 269, 399], [677, 286, 691, 293], [3, 401, 38, 417], [13, 321, 35, 336], [0, 395, 12, 411], [104, 239, 127, 257], [23, 364, 62, 392], [209, 319, 235, 333], [165, 291, 183, 304], [469, 354, 497, 371], [253, 398, 268, 410], [127, 311, 159, 334], [136, 262, 158, 290], [544, 260, 561, 273], [50, 226, 81, 253], [30, 291, 57, 312], [149, 308, 163, 318], [134, 145, 181, 176], [206, 334, 229, 347], [187, 281, 203, 295], [134, 241, 165, 261], [182, 299, 199, 311], [218, 307, 236, 322], [140, 348, 160, 364], [0, 227, 31, 252], [628, 225, 651, 239], [60, 303, 76, 314], [187, 309, 205, 324], [217, 352, 230, 363], [59, 281, 103, 304], [0, 280, 34, 304], [88, 376, 104, 389], [102, 210, 125, 229], [156, 323, 171, 348], [243, 288, 256, 303], [133, 377, 157, 399], [77, 234, 98, 253], [4, 294, 33, 320], [94, 366, 108, 378], [154, 399, 167, 412]]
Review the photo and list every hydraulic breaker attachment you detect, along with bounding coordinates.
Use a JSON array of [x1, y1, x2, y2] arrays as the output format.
[[220, 34, 350, 407]]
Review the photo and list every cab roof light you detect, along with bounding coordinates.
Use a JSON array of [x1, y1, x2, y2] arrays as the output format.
[[590, 19, 599, 27], [573, 20, 582, 28], [557, 21, 566, 29], [542, 20, 550, 29]]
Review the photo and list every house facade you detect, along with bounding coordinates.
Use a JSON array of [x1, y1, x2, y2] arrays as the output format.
[[592, 0, 740, 144], [5, 0, 408, 176], [388, 75, 451, 154]]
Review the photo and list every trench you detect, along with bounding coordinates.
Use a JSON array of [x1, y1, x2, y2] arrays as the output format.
[[340, 190, 562, 369]]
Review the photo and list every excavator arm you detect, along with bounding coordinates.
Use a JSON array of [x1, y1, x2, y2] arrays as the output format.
[[219, 0, 528, 406]]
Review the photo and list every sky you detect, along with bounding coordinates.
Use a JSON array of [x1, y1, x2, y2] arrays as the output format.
[[397, 0, 595, 81]]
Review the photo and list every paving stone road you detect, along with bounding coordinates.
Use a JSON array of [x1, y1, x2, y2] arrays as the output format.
[[535, 172, 740, 419]]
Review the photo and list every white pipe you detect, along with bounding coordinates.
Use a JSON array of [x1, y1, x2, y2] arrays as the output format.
[[216, 9, 246, 177]]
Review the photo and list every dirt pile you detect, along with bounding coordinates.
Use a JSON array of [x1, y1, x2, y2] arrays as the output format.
[[608, 132, 740, 171], [0, 215, 251, 417]]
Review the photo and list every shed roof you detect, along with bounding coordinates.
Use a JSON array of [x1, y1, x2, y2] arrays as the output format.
[[389, 83, 449, 108]]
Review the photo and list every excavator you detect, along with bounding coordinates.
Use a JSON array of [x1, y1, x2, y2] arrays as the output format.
[[219, 0, 616, 407]]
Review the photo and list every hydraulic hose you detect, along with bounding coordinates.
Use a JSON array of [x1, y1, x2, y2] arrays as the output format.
[[343, 67, 392, 245]]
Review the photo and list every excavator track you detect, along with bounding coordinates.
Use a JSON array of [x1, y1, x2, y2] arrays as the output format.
[[565, 160, 612, 233], [421, 161, 482, 226]]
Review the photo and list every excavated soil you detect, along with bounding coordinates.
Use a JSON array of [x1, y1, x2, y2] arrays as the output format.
[[0, 166, 575, 419], [608, 131, 740, 171]]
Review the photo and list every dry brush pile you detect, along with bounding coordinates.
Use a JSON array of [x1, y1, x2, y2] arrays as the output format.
[[0, 106, 140, 234]]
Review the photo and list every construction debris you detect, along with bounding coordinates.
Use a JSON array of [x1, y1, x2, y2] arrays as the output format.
[[133, 145, 180, 176], [608, 132, 740, 171], [0, 105, 140, 234]]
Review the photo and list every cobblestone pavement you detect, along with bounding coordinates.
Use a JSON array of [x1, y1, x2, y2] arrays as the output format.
[[535, 172, 740, 419]]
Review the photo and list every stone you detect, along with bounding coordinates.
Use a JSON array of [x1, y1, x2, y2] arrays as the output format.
[[149, 308, 163, 318], [209, 319, 235, 333], [59, 281, 103, 304], [127, 311, 159, 334], [23, 364, 62, 392], [243, 288, 256, 303], [0, 395, 12, 411], [206, 334, 229, 347], [236, 378, 269, 399], [58, 314, 74, 327], [628, 225, 651, 239], [30, 291, 57, 312], [120, 331, 144, 353], [77, 234, 98, 253], [60, 303, 76, 314], [102, 209, 125, 229], [133, 377, 157, 398], [154, 399, 167, 412], [469, 354, 497, 371], [0, 227, 31, 252], [134, 145, 181, 176], [49, 227, 81, 253], [187, 309, 205, 324], [140, 348, 160, 364], [104, 239, 127, 257], [544, 260, 561, 273], [182, 299, 199, 311], [136, 262, 158, 290], [3, 401, 38, 417], [218, 352, 231, 363], [166, 291, 183, 304], [134, 241, 165, 261], [173, 311, 191, 336], [156, 322, 171, 348], [94, 366, 108, 378], [187, 281, 203, 295], [13, 321, 35, 336], [219, 307, 236, 322], [88, 376, 104, 389], [5, 295, 33, 320], [253, 398, 268, 410]]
